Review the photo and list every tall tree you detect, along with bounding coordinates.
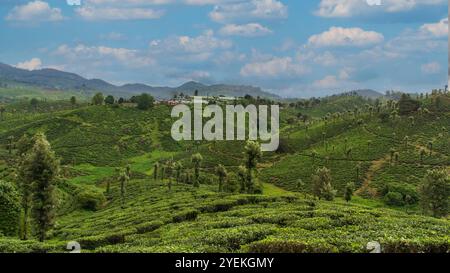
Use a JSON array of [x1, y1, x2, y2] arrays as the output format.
[[237, 165, 247, 193], [153, 162, 159, 181], [419, 168, 449, 218], [215, 164, 227, 192], [19, 133, 59, 242], [312, 167, 336, 201], [244, 141, 262, 194], [191, 153, 203, 188], [119, 169, 129, 209], [175, 162, 183, 184], [0, 105, 5, 120], [70, 96, 77, 107]]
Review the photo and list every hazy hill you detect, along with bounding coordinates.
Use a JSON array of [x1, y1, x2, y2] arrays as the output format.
[[0, 62, 279, 99]]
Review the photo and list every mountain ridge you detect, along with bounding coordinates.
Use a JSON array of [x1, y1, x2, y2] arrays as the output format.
[[0, 62, 279, 99]]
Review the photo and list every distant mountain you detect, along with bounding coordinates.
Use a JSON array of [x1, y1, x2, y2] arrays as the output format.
[[0, 62, 279, 99], [351, 89, 384, 99]]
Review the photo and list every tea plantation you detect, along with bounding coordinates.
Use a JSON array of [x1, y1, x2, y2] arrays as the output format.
[[0, 90, 448, 253]]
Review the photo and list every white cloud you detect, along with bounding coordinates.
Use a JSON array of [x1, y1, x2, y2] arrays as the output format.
[[313, 68, 353, 89], [219, 23, 272, 36], [240, 56, 308, 77], [16, 58, 42, 71], [5, 1, 63, 22], [308, 27, 384, 47], [420, 18, 448, 38], [315, 0, 446, 17], [76, 6, 164, 20], [209, 0, 287, 23], [421, 62, 441, 74], [84, 0, 173, 5], [150, 30, 232, 54], [54, 44, 155, 68]]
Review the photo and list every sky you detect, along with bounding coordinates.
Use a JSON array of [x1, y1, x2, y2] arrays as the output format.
[[0, 0, 448, 98]]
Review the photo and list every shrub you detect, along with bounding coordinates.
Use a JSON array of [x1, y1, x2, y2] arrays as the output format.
[[76, 189, 106, 211], [247, 239, 339, 253], [172, 209, 199, 223], [384, 191, 405, 206]]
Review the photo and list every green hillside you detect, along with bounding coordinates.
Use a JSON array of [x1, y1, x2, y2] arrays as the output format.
[[0, 91, 448, 253]]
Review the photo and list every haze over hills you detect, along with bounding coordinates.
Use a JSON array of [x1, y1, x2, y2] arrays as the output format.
[[0, 62, 279, 100]]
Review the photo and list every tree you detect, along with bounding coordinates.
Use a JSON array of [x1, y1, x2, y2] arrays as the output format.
[[419, 168, 449, 218], [191, 153, 203, 188], [244, 141, 262, 194], [355, 163, 362, 182], [70, 96, 77, 107], [398, 94, 420, 115], [0, 105, 5, 120], [153, 162, 159, 181], [0, 181, 21, 237], [19, 133, 59, 242], [237, 166, 247, 193], [389, 148, 396, 164], [92, 92, 104, 105], [16, 134, 33, 157], [312, 167, 336, 201], [30, 98, 39, 109], [119, 169, 129, 209], [105, 95, 115, 105], [427, 141, 433, 156], [7, 135, 14, 155], [166, 161, 173, 191], [344, 182, 354, 202], [419, 148, 427, 163], [215, 164, 227, 192], [136, 93, 155, 110], [404, 136, 409, 148], [175, 162, 183, 184]]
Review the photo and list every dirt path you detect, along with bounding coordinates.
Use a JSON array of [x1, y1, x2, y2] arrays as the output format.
[[355, 154, 390, 197]]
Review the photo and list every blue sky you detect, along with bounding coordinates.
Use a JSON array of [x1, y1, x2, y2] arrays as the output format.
[[0, 0, 447, 97]]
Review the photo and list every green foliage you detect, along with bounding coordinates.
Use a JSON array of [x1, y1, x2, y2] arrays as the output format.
[[0, 181, 21, 236], [136, 93, 155, 110], [104, 95, 115, 105], [384, 192, 405, 206], [76, 188, 106, 211], [344, 182, 354, 202], [398, 94, 420, 115], [419, 168, 449, 217], [92, 92, 104, 105], [312, 167, 336, 201]]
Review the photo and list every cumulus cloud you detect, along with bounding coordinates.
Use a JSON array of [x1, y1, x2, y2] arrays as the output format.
[[420, 18, 448, 37], [240, 56, 308, 77], [54, 44, 155, 68], [209, 0, 287, 23], [219, 23, 272, 36], [150, 30, 232, 54], [421, 62, 441, 74], [315, 0, 446, 17], [5, 1, 63, 22], [308, 27, 384, 47], [76, 6, 164, 20], [16, 58, 42, 70]]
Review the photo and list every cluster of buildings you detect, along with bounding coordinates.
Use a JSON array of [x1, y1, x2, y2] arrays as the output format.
[[156, 96, 238, 106]]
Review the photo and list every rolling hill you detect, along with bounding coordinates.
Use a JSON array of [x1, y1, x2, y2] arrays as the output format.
[[0, 62, 279, 100], [0, 91, 448, 253]]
